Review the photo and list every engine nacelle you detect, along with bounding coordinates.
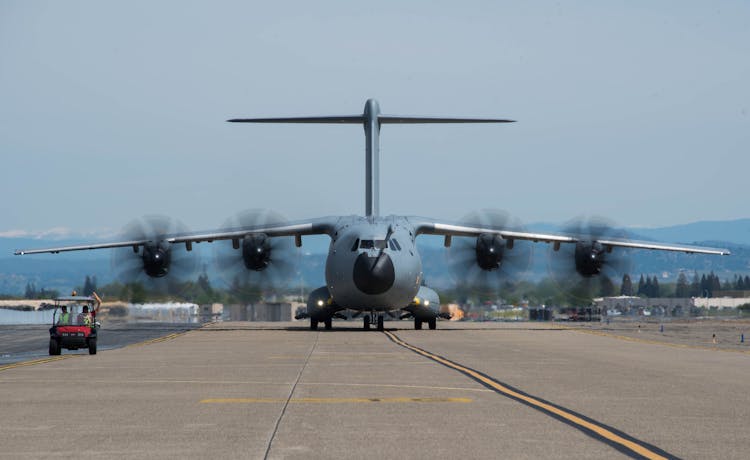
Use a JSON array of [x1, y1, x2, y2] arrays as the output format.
[[242, 234, 271, 271], [306, 286, 334, 320], [574, 241, 605, 277], [475, 233, 504, 271], [141, 242, 171, 278]]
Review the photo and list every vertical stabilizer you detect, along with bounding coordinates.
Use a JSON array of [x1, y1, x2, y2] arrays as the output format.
[[228, 100, 514, 218], [363, 99, 380, 217]]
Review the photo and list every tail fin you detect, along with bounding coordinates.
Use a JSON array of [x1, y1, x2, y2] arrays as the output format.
[[228, 99, 515, 217]]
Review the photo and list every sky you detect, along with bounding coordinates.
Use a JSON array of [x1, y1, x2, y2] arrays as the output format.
[[1, 0, 749, 238]]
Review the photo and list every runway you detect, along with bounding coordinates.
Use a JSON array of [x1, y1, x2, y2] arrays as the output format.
[[1, 321, 748, 459]]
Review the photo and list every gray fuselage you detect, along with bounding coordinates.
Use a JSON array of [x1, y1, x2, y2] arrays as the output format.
[[324, 216, 422, 311]]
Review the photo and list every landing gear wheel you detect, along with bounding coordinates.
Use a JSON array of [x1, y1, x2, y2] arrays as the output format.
[[377, 315, 384, 331], [414, 319, 422, 330], [428, 318, 437, 330], [324, 318, 333, 330], [88, 338, 97, 355], [49, 338, 60, 356], [363, 316, 371, 331], [310, 319, 318, 330]]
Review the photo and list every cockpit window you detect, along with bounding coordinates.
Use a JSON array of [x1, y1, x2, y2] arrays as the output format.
[[351, 238, 360, 251], [360, 239, 387, 250], [392, 239, 402, 251], [389, 240, 396, 250]]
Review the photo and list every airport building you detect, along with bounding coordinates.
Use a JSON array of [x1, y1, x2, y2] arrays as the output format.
[[595, 295, 750, 315], [222, 302, 302, 321]]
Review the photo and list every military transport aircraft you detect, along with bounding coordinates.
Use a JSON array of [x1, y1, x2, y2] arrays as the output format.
[[15, 99, 730, 331]]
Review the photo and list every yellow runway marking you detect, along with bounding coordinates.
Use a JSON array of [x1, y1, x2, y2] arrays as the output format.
[[384, 330, 672, 460], [126, 332, 186, 347], [201, 397, 471, 404], [1, 331, 189, 373], [0, 355, 79, 372]]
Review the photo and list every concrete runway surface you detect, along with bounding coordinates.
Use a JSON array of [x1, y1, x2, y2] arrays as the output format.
[[1, 321, 748, 459]]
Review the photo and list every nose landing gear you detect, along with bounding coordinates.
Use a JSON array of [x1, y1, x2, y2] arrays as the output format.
[[363, 312, 385, 331]]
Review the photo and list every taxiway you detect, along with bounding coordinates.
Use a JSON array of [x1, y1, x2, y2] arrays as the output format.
[[1, 321, 748, 459]]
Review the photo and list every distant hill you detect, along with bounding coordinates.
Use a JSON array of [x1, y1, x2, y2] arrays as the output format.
[[2, 219, 748, 295], [627, 219, 750, 246]]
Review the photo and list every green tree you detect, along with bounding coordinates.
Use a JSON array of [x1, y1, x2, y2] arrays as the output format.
[[83, 276, 93, 296], [126, 283, 147, 304], [620, 274, 633, 296], [599, 276, 616, 297], [689, 273, 701, 297], [675, 272, 689, 297], [643, 276, 653, 297], [651, 276, 660, 298], [700, 274, 709, 297], [709, 272, 721, 296], [24, 282, 37, 299], [637, 275, 646, 296]]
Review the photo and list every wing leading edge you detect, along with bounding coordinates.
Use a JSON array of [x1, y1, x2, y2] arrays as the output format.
[[14, 218, 337, 256], [411, 218, 731, 256]]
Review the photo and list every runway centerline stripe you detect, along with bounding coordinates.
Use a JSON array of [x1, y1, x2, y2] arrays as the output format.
[[383, 330, 675, 460]]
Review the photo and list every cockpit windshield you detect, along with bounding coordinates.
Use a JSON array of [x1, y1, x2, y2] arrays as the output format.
[[360, 239, 388, 250]]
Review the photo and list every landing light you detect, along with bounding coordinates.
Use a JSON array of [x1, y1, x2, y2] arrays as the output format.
[[424, 300, 430, 306], [317, 300, 324, 307]]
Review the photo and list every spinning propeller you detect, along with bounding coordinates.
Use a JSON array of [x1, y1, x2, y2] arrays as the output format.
[[446, 209, 534, 295], [111, 215, 198, 291], [213, 209, 297, 292]]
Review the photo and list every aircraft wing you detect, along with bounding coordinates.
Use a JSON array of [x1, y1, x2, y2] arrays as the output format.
[[411, 218, 731, 256], [14, 217, 337, 255]]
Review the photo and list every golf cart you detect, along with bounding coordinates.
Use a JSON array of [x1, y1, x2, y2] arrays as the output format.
[[48, 296, 99, 355]]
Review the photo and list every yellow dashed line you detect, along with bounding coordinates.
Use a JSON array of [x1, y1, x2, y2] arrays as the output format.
[[0, 355, 80, 372], [125, 332, 186, 348], [1, 331, 189, 373], [384, 331, 669, 460], [201, 397, 471, 404]]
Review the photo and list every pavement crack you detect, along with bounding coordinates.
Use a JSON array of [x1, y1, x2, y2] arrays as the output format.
[[263, 332, 319, 460]]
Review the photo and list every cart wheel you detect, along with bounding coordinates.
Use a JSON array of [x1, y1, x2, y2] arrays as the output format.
[[49, 339, 61, 356], [88, 338, 97, 355]]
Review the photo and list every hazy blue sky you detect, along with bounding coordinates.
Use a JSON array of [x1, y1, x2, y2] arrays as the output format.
[[1, 1, 748, 238]]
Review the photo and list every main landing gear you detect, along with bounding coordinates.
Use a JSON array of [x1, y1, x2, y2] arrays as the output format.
[[414, 317, 437, 330], [363, 312, 385, 331], [310, 318, 335, 330]]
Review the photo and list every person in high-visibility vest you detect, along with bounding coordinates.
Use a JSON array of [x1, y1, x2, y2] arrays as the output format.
[[57, 306, 70, 325], [77, 306, 93, 326]]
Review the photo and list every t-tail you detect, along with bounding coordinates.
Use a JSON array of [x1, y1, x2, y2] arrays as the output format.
[[228, 99, 515, 217]]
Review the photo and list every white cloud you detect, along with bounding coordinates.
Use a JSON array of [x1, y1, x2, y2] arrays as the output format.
[[0, 227, 116, 240]]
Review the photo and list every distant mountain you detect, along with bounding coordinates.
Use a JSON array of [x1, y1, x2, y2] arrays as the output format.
[[628, 219, 750, 246], [2, 219, 748, 295]]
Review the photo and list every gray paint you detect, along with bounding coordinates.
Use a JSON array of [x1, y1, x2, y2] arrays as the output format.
[[364, 99, 380, 217]]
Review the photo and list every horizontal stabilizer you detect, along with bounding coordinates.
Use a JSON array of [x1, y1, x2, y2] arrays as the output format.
[[378, 116, 515, 124], [228, 99, 515, 217], [227, 116, 364, 123], [228, 115, 515, 124]]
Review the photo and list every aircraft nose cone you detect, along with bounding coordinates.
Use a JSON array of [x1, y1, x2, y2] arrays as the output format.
[[353, 252, 395, 295]]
